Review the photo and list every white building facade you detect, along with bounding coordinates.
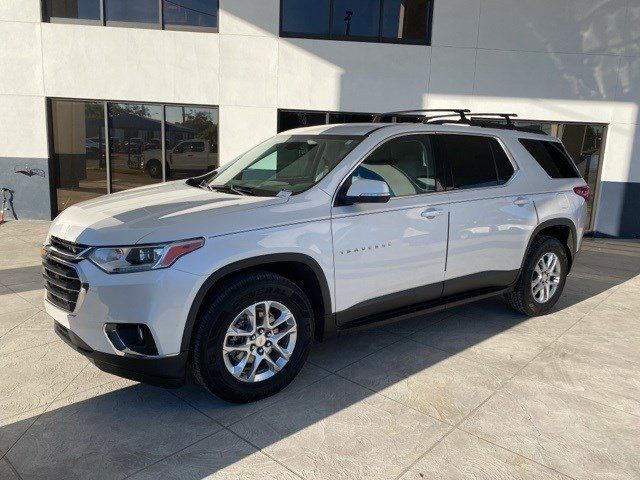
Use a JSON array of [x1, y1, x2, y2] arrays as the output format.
[[0, 0, 638, 236]]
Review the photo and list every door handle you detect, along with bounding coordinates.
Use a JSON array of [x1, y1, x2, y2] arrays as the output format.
[[421, 208, 444, 219], [513, 197, 530, 206]]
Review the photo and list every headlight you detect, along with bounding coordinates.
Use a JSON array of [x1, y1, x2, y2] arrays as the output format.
[[88, 238, 204, 273]]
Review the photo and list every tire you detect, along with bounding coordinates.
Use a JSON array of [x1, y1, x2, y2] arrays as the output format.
[[190, 271, 313, 403], [146, 159, 162, 178], [505, 235, 568, 316]]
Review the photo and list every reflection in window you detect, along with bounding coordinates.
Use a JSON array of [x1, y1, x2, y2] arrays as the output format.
[[108, 103, 163, 191], [44, 0, 101, 21], [163, 0, 218, 29], [105, 0, 159, 24], [281, 0, 331, 36], [331, 0, 381, 38], [164, 106, 219, 180], [281, 0, 432, 44], [51, 99, 107, 213], [382, 0, 429, 41]]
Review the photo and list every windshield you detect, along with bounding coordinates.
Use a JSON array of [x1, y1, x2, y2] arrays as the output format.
[[205, 134, 363, 196]]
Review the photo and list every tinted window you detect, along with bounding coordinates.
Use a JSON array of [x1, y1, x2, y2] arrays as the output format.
[[441, 135, 499, 189], [163, 0, 217, 28], [491, 140, 515, 184], [519, 139, 579, 179], [349, 135, 438, 197], [108, 103, 163, 191], [281, 0, 331, 35], [382, 0, 429, 41], [165, 105, 218, 179], [105, 0, 159, 24], [45, 0, 101, 21], [328, 112, 375, 123], [331, 0, 381, 38], [50, 99, 107, 214], [278, 111, 327, 132], [281, 0, 432, 44]]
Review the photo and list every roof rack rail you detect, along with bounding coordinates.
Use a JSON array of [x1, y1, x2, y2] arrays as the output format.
[[467, 113, 518, 127], [372, 109, 470, 123]]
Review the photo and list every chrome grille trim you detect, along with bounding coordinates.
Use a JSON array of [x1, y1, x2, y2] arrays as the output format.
[[42, 240, 89, 313]]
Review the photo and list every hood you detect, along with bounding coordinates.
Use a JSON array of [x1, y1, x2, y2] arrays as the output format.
[[49, 181, 288, 246]]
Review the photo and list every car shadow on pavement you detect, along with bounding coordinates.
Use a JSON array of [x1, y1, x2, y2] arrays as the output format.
[[1, 241, 639, 479]]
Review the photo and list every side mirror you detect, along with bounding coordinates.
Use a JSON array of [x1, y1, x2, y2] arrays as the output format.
[[343, 179, 391, 204]]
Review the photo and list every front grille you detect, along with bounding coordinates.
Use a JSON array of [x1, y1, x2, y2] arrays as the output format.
[[43, 249, 83, 312], [50, 236, 88, 257]]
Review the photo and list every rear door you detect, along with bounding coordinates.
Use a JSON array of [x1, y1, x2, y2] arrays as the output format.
[[440, 133, 537, 295], [331, 134, 450, 325]]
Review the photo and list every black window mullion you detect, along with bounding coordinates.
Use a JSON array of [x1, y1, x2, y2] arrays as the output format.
[[158, 0, 163, 29], [378, 0, 384, 41], [328, 0, 334, 39]]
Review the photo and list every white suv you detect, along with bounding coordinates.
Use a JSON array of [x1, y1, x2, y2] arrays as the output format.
[[44, 111, 589, 402]]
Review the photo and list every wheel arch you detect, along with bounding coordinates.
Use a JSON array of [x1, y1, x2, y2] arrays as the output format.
[[523, 218, 577, 272], [180, 253, 333, 353]]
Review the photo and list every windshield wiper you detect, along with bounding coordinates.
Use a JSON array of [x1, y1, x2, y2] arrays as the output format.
[[206, 184, 254, 196]]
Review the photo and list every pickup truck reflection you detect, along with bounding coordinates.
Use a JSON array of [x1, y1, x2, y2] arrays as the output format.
[[137, 139, 219, 178]]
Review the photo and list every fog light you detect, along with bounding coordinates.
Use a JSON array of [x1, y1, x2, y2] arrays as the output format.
[[104, 323, 158, 356]]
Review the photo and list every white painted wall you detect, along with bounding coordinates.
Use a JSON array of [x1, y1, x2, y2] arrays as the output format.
[[0, 0, 639, 197]]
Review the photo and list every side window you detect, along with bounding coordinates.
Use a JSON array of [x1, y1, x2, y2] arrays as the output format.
[[519, 139, 580, 179], [440, 134, 499, 190], [490, 139, 515, 184], [192, 141, 205, 153], [349, 135, 438, 197]]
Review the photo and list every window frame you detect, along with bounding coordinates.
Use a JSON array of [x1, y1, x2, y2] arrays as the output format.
[[279, 0, 433, 46], [437, 132, 519, 193], [46, 97, 219, 217], [334, 132, 447, 206], [42, 0, 219, 32]]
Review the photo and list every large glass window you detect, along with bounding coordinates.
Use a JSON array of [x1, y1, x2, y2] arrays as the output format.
[[331, 0, 381, 39], [105, 0, 159, 25], [349, 135, 438, 196], [108, 103, 163, 192], [50, 99, 107, 211], [44, 0, 101, 22], [163, 0, 218, 29], [382, 0, 430, 41], [44, 0, 218, 30], [280, 0, 432, 44], [49, 99, 219, 214], [164, 105, 219, 180], [280, 0, 331, 36]]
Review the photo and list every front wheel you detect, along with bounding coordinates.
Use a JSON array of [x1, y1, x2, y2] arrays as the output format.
[[190, 271, 313, 403], [505, 235, 568, 316]]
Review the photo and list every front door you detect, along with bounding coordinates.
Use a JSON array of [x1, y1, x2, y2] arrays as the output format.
[[331, 134, 450, 325]]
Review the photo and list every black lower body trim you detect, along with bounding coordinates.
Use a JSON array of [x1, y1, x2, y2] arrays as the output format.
[[335, 269, 519, 331], [54, 322, 187, 388]]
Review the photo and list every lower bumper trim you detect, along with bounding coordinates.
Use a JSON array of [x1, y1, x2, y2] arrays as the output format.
[[54, 322, 187, 388]]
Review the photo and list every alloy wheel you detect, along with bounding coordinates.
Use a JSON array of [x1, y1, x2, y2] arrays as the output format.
[[531, 252, 561, 303], [222, 301, 297, 382]]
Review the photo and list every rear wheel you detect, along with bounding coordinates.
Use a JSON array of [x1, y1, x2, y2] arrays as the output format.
[[146, 159, 162, 178], [190, 271, 313, 403], [505, 235, 568, 316]]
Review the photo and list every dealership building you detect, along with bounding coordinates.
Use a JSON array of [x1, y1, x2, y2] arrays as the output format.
[[0, 0, 638, 236]]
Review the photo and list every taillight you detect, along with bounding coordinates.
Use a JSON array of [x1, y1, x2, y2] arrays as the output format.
[[573, 185, 590, 201]]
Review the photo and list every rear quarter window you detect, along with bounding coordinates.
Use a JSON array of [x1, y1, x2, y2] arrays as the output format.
[[519, 139, 579, 179]]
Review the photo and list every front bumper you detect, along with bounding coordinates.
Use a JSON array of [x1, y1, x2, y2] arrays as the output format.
[[55, 321, 187, 387]]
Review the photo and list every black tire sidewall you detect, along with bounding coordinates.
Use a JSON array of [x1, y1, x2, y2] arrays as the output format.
[[520, 238, 568, 315], [195, 275, 313, 400]]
